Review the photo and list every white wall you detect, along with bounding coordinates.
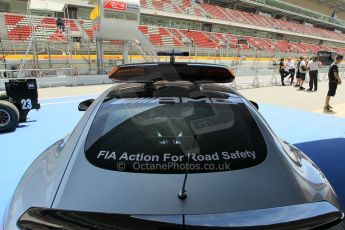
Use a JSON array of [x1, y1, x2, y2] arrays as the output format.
[[9, 0, 27, 13]]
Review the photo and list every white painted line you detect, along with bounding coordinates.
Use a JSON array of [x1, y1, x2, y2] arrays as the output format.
[[39, 93, 100, 100], [41, 100, 85, 106]]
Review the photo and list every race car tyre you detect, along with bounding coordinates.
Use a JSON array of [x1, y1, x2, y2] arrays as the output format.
[[0, 100, 20, 132], [0, 93, 8, 100]]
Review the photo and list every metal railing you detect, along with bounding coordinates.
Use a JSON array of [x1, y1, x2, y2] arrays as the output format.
[[1, 64, 345, 91]]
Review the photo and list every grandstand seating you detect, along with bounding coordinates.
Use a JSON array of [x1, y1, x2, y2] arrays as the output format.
[[168, 28, 190, 45], [245, 37, 275, 52], [2, 12, 345, 54], [142, 0, 183, 14], [4, 13, 83, 41], [181, 29, 218, 48], [275, 40, 291, 52], [200, 4, 229, 21], [214, 33, 238, 49], [137, 0, 345, 42], [139, 0, 148, 8], [203, 4, 345, 41], [139, 25, 184, 46], [174, 0, 192, 14], [79, 20, 94, 41], [65, 19, 79, 32], [5, 14, 31, 41]]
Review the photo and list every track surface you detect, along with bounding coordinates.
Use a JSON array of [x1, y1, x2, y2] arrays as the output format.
[[1, 85, 345, 226]]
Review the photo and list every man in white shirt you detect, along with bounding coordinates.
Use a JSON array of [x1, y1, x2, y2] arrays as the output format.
[[307, 56, 321, 91], [286, 57, 295, 85]]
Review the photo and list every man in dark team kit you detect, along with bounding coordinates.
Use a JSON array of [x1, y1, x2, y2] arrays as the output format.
[[324, 55, 343, 112], [299, 56, 308, 90]]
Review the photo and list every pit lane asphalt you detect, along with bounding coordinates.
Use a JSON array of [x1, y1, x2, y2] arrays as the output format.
[[1, 84, 345, 225]]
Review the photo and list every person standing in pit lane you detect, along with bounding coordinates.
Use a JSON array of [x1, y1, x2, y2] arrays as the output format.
[[324, 55, 343, 112], [286, 57, 295, 85], [279, 58, 289, 86], [294, 57, 302, 87], [307, 56, 321, 92], [298, 56, 307, 90]]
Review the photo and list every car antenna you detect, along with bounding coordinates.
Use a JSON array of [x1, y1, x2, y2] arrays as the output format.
[[178, 133, 198, 200], [178, 153, 190, 200]]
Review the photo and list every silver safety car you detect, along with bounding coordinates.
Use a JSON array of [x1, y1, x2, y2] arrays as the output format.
[[3, 54, 345, 229]]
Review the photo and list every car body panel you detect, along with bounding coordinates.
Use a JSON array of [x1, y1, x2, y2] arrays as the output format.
[[3, 90, 108, 230], [51, 83, 338, 215]]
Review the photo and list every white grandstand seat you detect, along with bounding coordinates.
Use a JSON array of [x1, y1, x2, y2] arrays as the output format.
[[139, 25, 184, 46], [139, 0, 149, 9], [79, 20, 94, 41], [200, 3, 229, 21], [2, 8, 345, 54], [4, 13, 82, 42], [149, 0, 183, 14], [181, 29, 218, 48], [186, 2, 345, 42]]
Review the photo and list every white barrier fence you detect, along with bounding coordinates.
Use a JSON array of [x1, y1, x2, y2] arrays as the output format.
[[1, 66, 345, 91]]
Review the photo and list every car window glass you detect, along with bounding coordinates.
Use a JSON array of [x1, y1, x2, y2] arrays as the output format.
[[85, 87, 267, 174]]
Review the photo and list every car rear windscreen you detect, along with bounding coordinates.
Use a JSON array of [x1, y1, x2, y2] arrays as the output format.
[[85, 91, 267, 173]]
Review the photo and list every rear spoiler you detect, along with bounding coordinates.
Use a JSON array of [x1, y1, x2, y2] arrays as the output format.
[[18, 202, 344, 229], [108, 63, 235, 84], [108, 50, 235, 84]]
